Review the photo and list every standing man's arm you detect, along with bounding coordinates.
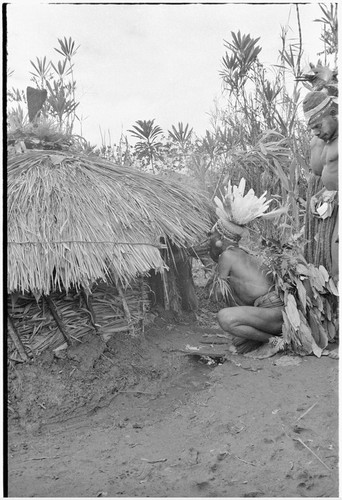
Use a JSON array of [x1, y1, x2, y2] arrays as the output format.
[[310, 135, 326, 176]]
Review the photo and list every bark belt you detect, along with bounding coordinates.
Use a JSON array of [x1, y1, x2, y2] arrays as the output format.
[[254, 290, 284, 308]]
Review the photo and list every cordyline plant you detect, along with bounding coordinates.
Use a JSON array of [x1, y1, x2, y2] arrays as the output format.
[[31, 37, 80, 132], [128, 119, 164, 174], [168, 122, 193, 154], [8, 36, 80, 138]]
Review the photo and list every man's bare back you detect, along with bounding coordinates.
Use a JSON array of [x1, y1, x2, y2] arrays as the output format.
[[218, 247, 273, 305]]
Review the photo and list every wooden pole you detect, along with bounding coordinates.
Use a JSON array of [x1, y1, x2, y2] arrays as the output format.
[[43, 294, 72, 346], [81, 289, 99, 331], [115, 280, 135, 336], [7, 315, 29, 362], [139, 277, 145, 336]]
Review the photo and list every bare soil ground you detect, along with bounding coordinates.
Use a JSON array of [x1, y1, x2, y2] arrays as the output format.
[[7, 302, 339, 498]]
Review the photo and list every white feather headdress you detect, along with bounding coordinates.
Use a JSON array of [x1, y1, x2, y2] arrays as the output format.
[[212, 178, 283, 239]]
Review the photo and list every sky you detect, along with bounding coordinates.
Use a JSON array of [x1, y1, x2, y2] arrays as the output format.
[[6, 1, 331, 147]]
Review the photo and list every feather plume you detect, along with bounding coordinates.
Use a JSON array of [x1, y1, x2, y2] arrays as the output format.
[[215, 178, 276, 225]]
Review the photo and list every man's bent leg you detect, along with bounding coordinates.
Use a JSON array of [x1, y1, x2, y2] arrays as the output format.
[[217, 306, 283, 343]]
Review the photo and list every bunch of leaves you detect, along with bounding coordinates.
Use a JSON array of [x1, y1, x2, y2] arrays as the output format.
[[210, 276, 236, 307], [168, 122, 193, 153], [314, 3, 338, 64], [220, 31, 262, 95], [181, 131, 217, 192], [7, 114, 74, 155], [219, 27, 305, 144], [162, 122, 194, 172], [7, 86, 26, 104], [69, 136, 98, 156], [97, 129, 135, 166], [261, 238, 338, 357], [126, 118, 233, 196], [128, 119, 164, 173], [177, 128, 235, 196], [8, 37, 80, 137]]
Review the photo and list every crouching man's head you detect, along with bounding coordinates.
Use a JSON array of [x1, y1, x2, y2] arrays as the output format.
[[209, 220, 247, 262]]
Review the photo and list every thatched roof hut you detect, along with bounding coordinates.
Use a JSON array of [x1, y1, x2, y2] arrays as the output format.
[[8, 150, 212, 295], [7, 149, 213, 361]]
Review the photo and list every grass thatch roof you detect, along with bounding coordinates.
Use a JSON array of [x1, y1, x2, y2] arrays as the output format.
[[8, 150, 212, 294]]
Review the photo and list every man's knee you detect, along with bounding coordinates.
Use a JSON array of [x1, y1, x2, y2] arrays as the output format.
[[217, 308, 240, 330]]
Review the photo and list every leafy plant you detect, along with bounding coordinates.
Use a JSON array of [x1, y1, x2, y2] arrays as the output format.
[[8, 37, 80, 136], [29, 56, 51, 86], [220, 31, 262, 94], [128, 119, 163, 173], [314, 3, 338, 64], [168, 122, 193, 152], [97, 129, 134, 166]]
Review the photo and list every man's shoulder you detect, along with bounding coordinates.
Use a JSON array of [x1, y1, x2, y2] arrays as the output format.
[[222, 246, 249, 260], [222, 245, 240, 253]]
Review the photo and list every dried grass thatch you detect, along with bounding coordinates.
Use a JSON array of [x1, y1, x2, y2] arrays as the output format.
[[8, 150, 212, 294]]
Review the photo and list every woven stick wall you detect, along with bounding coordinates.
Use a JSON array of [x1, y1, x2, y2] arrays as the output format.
[[7, 279, 150, 363]]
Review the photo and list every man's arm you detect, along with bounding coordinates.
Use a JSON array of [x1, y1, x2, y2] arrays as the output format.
[[310, 136, 326, 176], [217, 250, 233, 280]]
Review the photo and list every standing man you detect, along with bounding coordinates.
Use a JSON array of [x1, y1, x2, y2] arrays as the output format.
[[302, 91, 338, 283], [302, 90, 339, 358]]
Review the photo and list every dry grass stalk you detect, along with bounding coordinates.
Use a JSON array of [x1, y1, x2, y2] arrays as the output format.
[[43, 294, 72, 345], [7, 316, 29, 361]]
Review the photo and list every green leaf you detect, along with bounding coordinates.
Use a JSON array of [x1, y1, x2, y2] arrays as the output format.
[[273, 158, 290, 192], [311, 267, 326, 291], [285, 294, 301, 330], [307, 309, 328, 351], [294, 277, 307, 310], [281, 311, 293, 342], [318, 265, 329, 283], [327, 278, 339, 296]]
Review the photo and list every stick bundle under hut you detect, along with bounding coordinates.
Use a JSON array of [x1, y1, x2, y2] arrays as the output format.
[[7, 148, 212, 363]]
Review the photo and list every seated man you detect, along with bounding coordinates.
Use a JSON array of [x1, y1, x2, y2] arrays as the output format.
[[209, 220, 284, 359]]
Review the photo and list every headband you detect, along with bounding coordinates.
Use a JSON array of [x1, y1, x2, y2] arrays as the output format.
[[212, 220, 242, 242], [304, 96, 334, 124]]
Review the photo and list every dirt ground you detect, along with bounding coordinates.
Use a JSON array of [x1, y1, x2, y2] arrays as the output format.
[[7, 299, 339, 498]]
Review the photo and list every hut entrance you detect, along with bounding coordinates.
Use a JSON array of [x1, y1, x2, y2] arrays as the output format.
[[148, 250, 198, 314]]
